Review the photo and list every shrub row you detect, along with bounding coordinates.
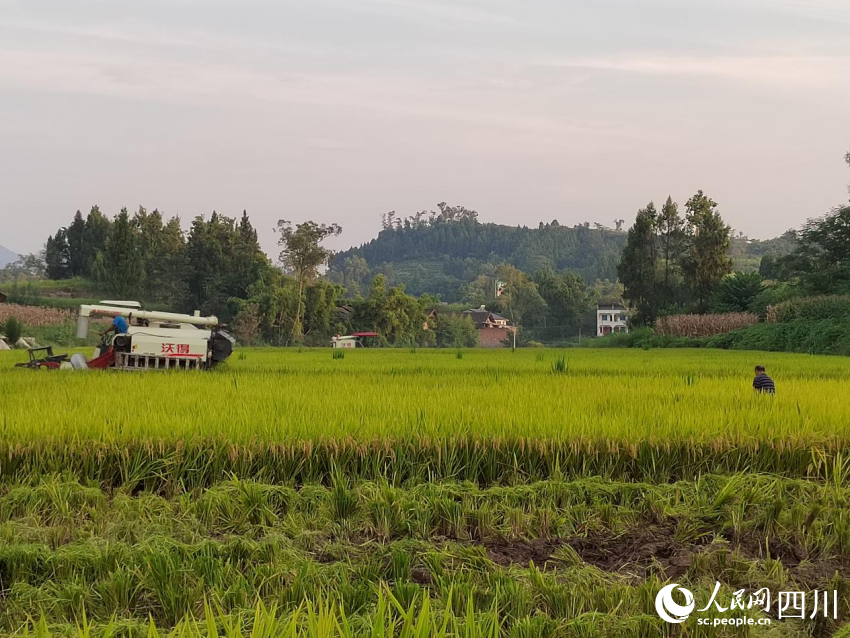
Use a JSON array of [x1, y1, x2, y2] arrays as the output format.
[[707, 318, 850, 356]]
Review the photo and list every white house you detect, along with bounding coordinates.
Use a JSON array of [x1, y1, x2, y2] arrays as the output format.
[[596, 302, 628, 336]]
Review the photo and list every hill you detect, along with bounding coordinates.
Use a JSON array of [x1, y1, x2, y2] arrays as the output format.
[[330, 215, 628, 300], [329, 209, 795, 301], [0, 245, 18, 268]]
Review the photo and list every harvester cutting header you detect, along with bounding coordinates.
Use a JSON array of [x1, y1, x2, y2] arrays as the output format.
[[17, 301, 235, 371]]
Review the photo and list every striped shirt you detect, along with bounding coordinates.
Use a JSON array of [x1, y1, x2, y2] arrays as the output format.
[[753, 374, 775, 394]]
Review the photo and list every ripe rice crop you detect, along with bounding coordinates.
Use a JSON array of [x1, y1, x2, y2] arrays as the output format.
[[655, 312, 759, 337], [1, 348, 850, 486], [0, 302, 75, 328]]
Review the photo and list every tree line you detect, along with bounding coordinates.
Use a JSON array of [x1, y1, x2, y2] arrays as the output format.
[[619, 150, 850, 324], [617, 191, 734, 323], [330, 204, 628, 299], [28, 207, 482, 347]]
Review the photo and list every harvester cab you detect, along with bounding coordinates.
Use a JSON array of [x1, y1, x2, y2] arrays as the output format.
[[74, 301, 235, 370]]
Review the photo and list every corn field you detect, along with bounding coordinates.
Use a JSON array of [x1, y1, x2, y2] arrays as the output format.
[[0, 303, 75, 328], [1, 348, 849, 636], [655, 313, 760, 338]]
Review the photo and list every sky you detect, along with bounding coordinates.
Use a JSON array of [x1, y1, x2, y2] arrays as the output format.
[[1, 0, 849, 258]]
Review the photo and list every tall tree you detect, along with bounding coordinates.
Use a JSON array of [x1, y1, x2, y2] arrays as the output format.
[[82, 206, 110, 278], [656, 196, 683, 302], [618, 203, 658, 324], [133, 206, 165, 296], [44, 229, 71, 280], [787, 205, 850, 294], [276, 220, 342, 344], [105, 208, 143, 297], [493, 263, 547, 329], [66, 211, 86, 277], [148, 216, 189, 306], [534, 269, 592, 337], [233, 211, 270, 298], [338, 255, 371, 297], [680, 191, 732, 312]]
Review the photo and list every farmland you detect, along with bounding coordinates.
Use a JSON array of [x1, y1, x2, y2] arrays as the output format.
[[1, 348, 850, 636]]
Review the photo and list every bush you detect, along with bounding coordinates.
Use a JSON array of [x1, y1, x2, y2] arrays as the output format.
[[2, 316, 23, 344], [712, 272, 764, 312], [29, 321, 90, 347], [434, 314, 478, 348], [748, 282, 798, 319], [767, 295, 850, 324], [707, 319, 850, 355], [232, 303, 262, 346], [656, 312, 759, 338], [584, 327, 706, 350]]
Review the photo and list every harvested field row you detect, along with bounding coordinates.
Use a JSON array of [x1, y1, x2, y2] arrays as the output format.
[[2, 475, 848, 636]]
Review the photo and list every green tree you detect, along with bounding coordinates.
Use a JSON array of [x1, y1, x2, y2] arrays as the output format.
[[617, 203, 658, 324], [434, 313, 479, 347], [105, 208, 143, 297], [460, 274, 493, 307], [788, 205, 850, 295], [349, 274, 432, 345], [276, 220, 342, 344], [303, 279, 344, 343], [82, 206, 110, 278], [133, 206, 165, 297], [680, 191, 732, 312], [0, 252, 46, 282], [335, 255, 371, 297], [712, 271, 764, 312], [66, 211, 86, 277], [493, 264, 547, 329], [147, 216, 189, 306], [44, 229, 71, 280], [656, 196, 683, 304], [186, 212, 270, 317], [232, 211, 271, 299], [534, 269, 592, 337]]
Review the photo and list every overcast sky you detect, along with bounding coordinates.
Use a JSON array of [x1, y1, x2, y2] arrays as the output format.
[[1, 0, 849, 258]]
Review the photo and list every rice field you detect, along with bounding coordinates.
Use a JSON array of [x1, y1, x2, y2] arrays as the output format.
[[1, 348, 850, 636]]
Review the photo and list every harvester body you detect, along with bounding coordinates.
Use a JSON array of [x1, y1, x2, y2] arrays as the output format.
[[74, 302, 235, 370]]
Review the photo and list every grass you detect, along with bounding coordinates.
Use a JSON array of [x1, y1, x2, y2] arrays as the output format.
[[1, 348, 850, 635]]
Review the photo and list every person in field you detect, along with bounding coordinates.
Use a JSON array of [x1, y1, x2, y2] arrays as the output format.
[[100, 314, 129, 340], [753, 365, 775, 394]]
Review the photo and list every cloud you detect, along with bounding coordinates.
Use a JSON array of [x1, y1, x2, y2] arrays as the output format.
[[540, 53, 850, 88], [0, 45, 620, 143]]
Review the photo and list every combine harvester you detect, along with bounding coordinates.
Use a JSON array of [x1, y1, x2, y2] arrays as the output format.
[[16, 301, 234, 371]]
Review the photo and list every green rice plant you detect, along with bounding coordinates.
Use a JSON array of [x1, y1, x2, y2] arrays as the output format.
[[329, 474, 358, 522], [550, 355, 568, 374]]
